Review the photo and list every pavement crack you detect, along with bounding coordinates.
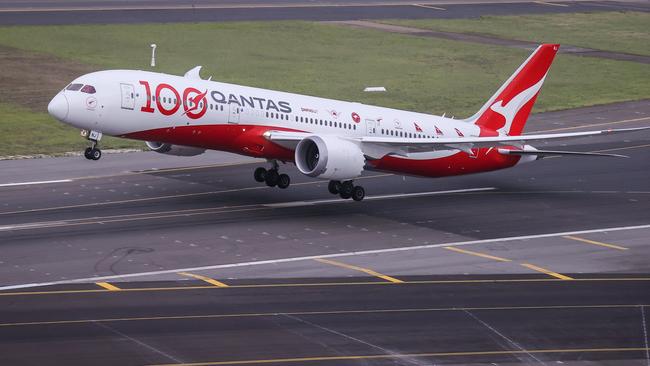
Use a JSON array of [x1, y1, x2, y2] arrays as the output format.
[[94, 247, 154, 275], [463, 309, 547, 366], [281, 313, 434, 366], [92, 320, 184, 364]]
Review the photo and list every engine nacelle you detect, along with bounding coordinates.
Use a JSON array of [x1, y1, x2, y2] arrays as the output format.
[[295, 135, 365, 180], [145, 141, 205, 157]]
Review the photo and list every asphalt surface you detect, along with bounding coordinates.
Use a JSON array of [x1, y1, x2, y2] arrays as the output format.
[[0, 99, 649, 364], [0, 99, 649, 286], [1, 278, 649, 365], [0, 0, 648, 25]]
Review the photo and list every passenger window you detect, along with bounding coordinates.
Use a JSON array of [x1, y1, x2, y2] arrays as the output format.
[[66, 83, 83, 91]]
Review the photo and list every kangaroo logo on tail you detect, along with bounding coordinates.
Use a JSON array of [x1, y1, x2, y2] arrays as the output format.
[[466, 44, 559, 136], [489, 75, 546, 135]]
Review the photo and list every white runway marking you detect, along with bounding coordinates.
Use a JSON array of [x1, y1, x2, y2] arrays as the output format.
[[1, 223, 648, 291], [265, 187, 495, 208], [0, 179, 72, 187], [0, 187, 494, 232]]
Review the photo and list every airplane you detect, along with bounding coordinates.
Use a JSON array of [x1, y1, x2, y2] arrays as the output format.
[[47, 44, 644, 201]]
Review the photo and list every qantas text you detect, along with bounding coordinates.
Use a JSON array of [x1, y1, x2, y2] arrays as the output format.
[[139, 80, 292, 120]]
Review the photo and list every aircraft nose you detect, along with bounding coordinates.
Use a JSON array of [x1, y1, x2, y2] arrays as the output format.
[[48, 93, 69, 121]]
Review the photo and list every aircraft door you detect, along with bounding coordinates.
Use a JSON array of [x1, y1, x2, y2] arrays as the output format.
[[228, 104, 241, 124], [120, 83, 135, 110], [365, 119, 377, 136]]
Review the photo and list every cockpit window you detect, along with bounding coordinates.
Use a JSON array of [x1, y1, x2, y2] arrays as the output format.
[[80, 85, 96, 94], [66, 83, 83, 91]]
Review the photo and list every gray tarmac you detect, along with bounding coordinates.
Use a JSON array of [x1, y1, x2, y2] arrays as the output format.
[[1, 101, 649, 364], [1, 1, 650, 364], [0, 0, 648, 25]]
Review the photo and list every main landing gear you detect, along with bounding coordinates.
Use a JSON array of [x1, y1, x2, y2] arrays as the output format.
[[253, 161, 291, 189], [81, 129, 103, 161], [328, 180, 365, 201]]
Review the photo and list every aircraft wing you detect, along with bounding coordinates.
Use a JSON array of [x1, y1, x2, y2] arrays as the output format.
[[264, 127, 648, 158], [358, 127, 649, 156], [263, 130, 311, 150]]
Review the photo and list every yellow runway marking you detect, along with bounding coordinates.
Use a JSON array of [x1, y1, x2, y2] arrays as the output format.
[[534, 1, 569, 6], [521, 263, 573, 280], [443, 247, 511, 262], [563, 235, 629, 251], [178, 272, 228, 287], [314, 258, 403, 283], [0, 304, 644, 328], [530, 116, 650, 134], [150, 347, 650, 365], [95, 282, 121, 291], [2, 277, 649, 297], [412, 4, 446, 10]]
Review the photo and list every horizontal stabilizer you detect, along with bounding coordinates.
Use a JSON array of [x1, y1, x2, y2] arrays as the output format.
[[498, 149, 628, 158]]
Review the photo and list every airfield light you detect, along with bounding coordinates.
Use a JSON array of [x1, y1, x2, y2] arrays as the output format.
[[150, 44, 157, 67]]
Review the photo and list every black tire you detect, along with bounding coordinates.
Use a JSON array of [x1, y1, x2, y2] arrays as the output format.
[[84, 147, 93, 160], [91, 148, 102, 160], [277, 174, 290, 189], [328, 180, 341, 195], [265, 169, 279, 187], [339, 182, 354, 199], [254, 167, 267, 182], [352, 186, 365, 201]]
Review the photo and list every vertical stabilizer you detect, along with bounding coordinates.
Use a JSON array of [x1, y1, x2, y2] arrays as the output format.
[[465, 44, 559, 136]]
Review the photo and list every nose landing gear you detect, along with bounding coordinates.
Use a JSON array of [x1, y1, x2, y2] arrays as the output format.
[[84, 146, 102, 160], [81, 129, 103, 161], [253, 161, 291, 189], [328, 180, 365, 201]]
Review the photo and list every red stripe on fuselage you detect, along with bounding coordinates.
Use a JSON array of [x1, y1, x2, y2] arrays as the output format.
[[369, 148, 521, 178], [122, 124, 298, 161], [122, 124, 521, 178]]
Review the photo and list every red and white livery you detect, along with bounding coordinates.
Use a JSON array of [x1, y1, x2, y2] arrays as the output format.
[[48, 44, 642, 201]]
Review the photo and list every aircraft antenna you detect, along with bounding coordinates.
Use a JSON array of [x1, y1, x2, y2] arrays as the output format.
[[150, 44, 157, 67]]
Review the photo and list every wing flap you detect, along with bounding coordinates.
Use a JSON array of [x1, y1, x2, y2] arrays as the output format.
[[498, 149, 628, 158]]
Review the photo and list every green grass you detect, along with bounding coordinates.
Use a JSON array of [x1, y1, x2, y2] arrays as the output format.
[[0, 104, 142, 156], [0, 20, 648, 156], [383, 12, 650, 56]]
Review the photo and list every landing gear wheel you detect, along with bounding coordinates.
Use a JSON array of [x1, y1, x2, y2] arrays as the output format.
[[352, 186, 365, 201], [254, 167, 267, 182], [328, 180, 341, 195], [265, 169, 279, 187], [277, 174, 291, 189], [90, 148, 101, 160], [339, 181, 354, 199], [84, 147, 93, 160]]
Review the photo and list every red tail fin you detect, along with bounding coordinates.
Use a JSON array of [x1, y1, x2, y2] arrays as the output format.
[[465, 44, 559, 136]]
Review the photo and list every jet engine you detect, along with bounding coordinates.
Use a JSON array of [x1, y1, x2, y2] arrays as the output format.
[[145, 141, 205, 156], [294, 135, 365, 180]]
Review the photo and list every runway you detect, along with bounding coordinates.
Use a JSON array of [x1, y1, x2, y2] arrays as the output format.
[[0, 99, 649, 364], [0, 0, 648, 25], [1, 278, 650, 365]]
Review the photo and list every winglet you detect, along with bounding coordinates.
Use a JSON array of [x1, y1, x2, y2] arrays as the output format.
[[184, 66, 203, 79]]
